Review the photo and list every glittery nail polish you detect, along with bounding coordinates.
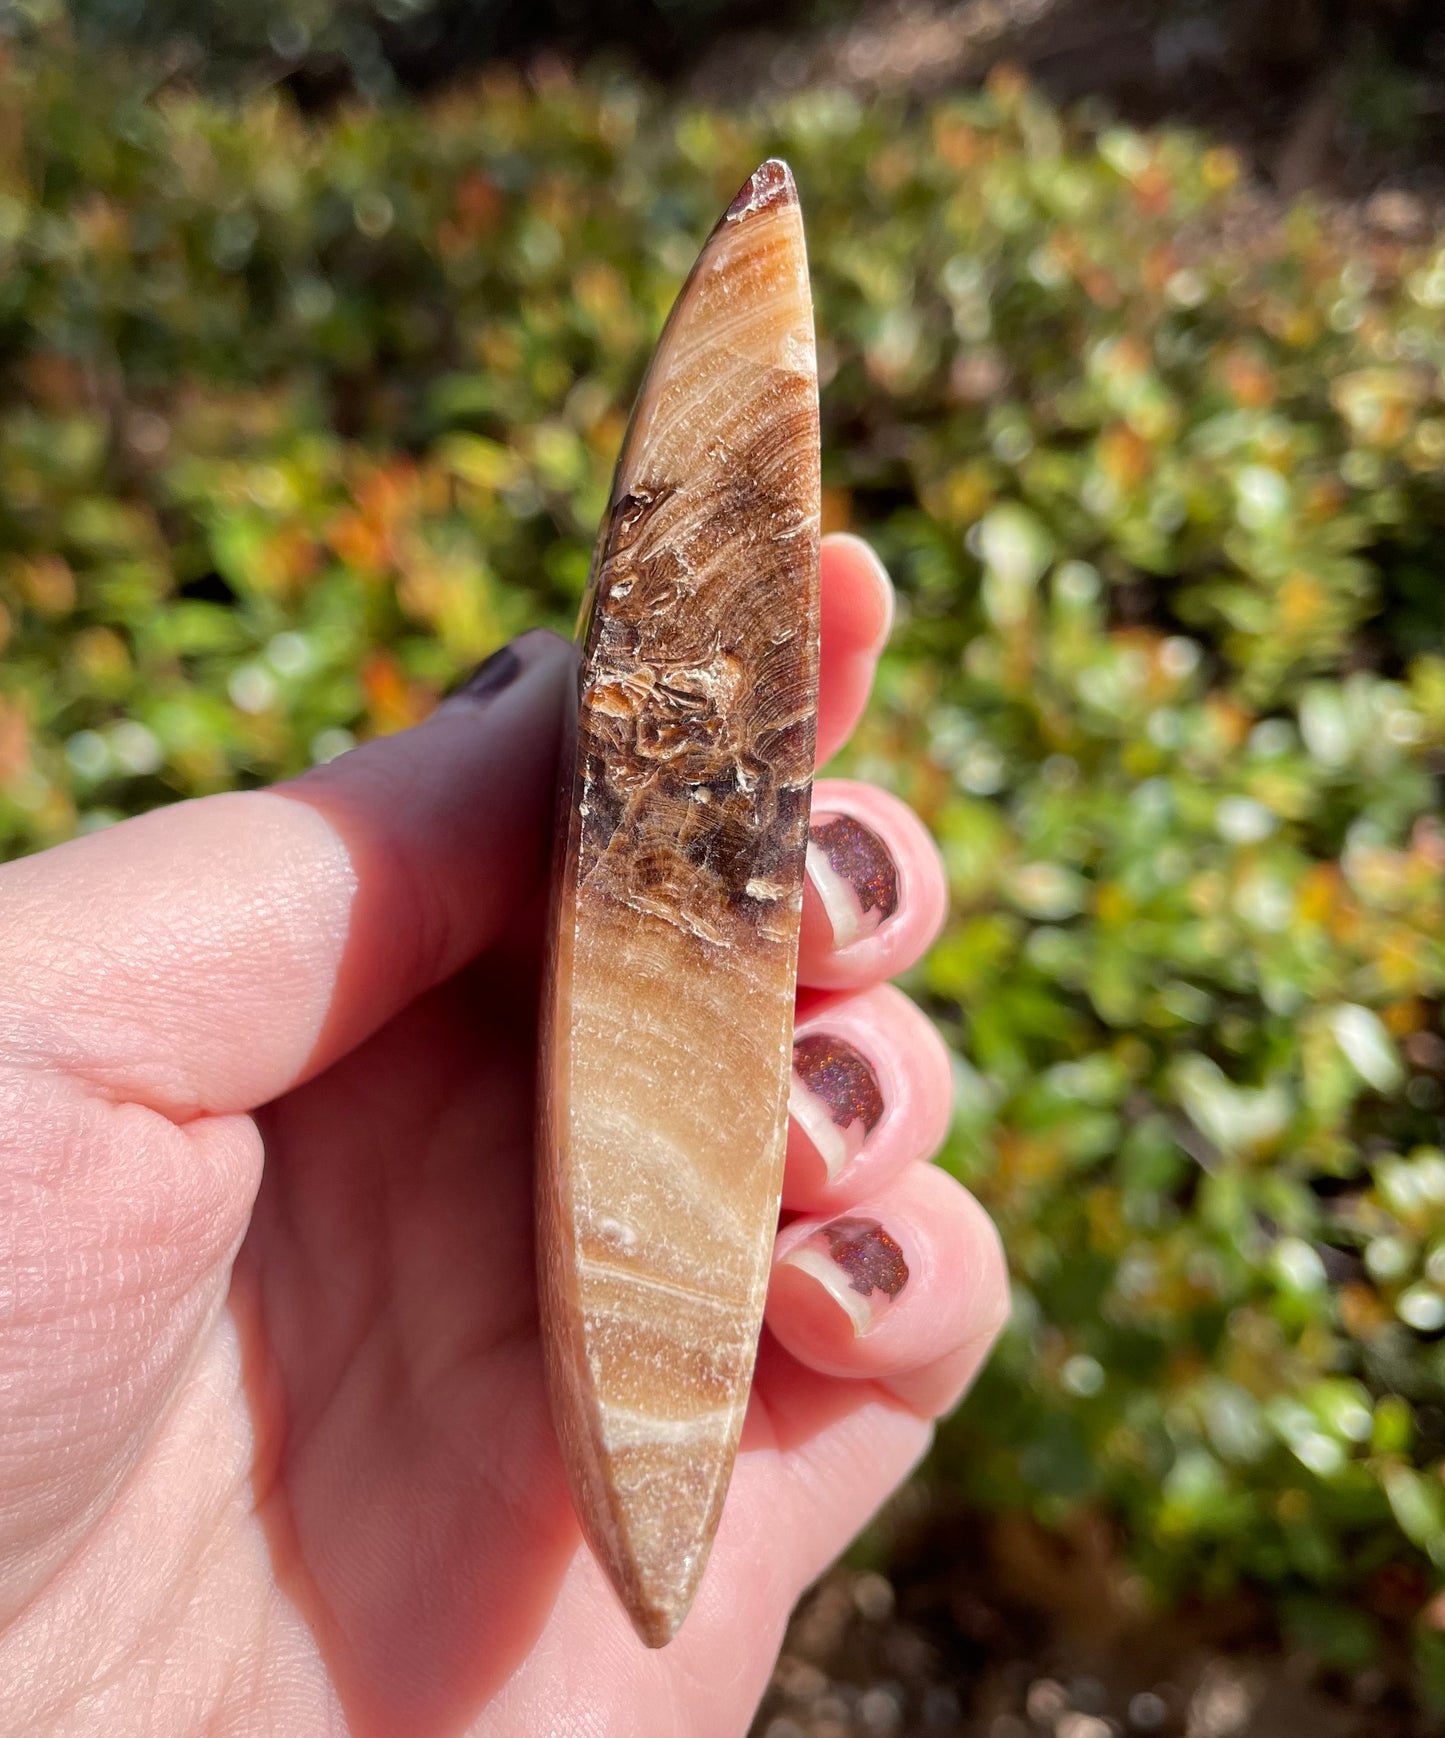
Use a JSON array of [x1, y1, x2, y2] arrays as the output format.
[[807, 815, 899, 949], [780, 1215, 909, 1333], [789, 1032, 884, 1181]]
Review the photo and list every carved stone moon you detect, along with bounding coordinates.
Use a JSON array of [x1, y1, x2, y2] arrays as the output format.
[[538, 159, 821, 1647]]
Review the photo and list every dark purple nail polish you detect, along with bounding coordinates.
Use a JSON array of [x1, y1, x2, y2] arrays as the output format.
[[790, 1033, 884, 1180], [807, 815, 899, 948], [448, 644, 522, 703]]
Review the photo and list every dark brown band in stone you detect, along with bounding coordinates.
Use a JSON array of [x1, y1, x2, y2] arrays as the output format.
[[809, 816, 899, 921], [821, 1217, 910, 1299], [793, 1033, 884, 1133]]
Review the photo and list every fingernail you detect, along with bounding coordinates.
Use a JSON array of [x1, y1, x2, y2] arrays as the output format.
[[445, 643, 523, 704], [807, 815, 899, 949], [789, 1032, 884, 1182], [827, 532, 896, 641], [780, 1216, 909, 1335]]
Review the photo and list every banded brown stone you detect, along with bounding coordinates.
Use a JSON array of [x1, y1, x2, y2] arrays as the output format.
[[538, 159, 821, 1646]]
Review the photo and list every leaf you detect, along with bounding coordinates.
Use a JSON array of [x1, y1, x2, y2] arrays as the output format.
[[1329, 1003, 1404, 1093]]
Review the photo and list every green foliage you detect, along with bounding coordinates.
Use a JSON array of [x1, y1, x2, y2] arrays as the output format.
[[2, 38, 1445, 1685]]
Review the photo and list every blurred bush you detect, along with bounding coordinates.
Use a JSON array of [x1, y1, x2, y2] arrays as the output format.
[[2, 33, 1445, 1693]]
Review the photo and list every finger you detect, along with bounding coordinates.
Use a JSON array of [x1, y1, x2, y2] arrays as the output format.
[[783, 984, 954, 1211], [815, 533, 893, 766], [766, 1163, 1009, 1419], [0, 632, 573, 1117], [675, 1355, 930, 1693], [798, 779, 948, 991], [485, 1366, 931, 1736]]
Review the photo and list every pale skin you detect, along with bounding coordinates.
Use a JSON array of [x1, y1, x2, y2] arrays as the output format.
[[0, 534, 1008, 1737]]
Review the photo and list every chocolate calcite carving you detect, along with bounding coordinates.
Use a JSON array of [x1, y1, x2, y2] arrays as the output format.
[[538, 159, 821, 1647]]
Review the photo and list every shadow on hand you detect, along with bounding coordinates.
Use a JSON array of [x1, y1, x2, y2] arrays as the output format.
[[232, 955, 579, 1737]]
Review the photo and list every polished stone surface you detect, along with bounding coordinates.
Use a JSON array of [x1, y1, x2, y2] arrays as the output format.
[[539, 158, 820, 1647]]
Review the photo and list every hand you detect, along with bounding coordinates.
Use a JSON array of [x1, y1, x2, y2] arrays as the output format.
[[0, 534, 1007, 1737]]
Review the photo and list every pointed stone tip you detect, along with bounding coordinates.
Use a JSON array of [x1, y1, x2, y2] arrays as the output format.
[[612, 1540, 696, 1648], [725, 157, 797, 223], [630, 1599, 685, 1649]]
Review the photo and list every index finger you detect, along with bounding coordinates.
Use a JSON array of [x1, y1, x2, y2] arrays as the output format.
[[0, 632, 573, 1118]]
